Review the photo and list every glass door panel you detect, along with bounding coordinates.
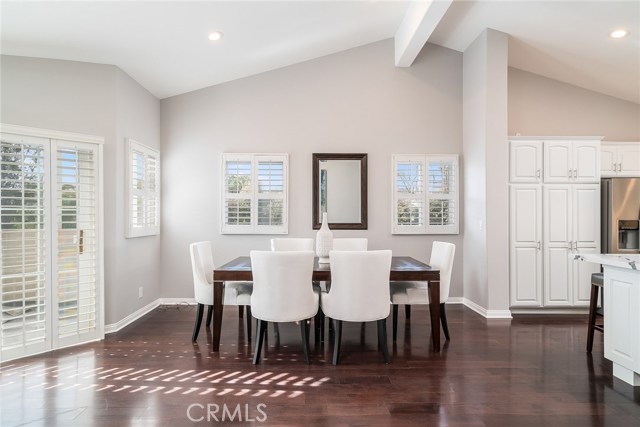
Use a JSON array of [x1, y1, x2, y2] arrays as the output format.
[[0, 135, 51, 361], [53, 141, 99, 347]]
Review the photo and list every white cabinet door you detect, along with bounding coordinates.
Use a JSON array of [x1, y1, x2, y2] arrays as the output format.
[[573, 141, 600, 183], [510, 185, 542, 306], [571, 185, 600, 306], [601, 145, 617, 177], [510, 141, 542, 183], [618, 144, 640, 176], [544, 142, 572, 183], [604, 267, 640, 379], [543, 185, 572, 305], [573, 184, 600, 248]]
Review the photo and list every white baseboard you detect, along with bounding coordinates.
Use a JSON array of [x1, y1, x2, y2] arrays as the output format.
[[104, 300, 160, 334], [510, 308, 589, 315], [463, 298, 513, 319], [159, 298, 196, 305], [446, 297, 463, 304]]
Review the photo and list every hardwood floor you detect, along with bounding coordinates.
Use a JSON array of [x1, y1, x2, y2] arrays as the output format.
[[1, 305, 639, 426]]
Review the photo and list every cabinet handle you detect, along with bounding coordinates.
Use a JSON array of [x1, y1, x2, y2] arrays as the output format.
[[568, 169, 572, 178], [573, 169, 577, 178], [536, 169, 541, 178], [618, 163, 622, 172], [536, 241, 541, 250], [612, 163, 616, 172]]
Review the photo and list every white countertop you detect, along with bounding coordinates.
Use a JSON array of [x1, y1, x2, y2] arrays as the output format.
[[574, 253, 639, 270]]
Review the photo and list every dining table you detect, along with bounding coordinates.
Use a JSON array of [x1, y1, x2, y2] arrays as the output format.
[[211, 256, 442, 352]]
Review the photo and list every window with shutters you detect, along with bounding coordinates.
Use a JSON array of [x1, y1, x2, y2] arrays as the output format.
[[392, 154, 459, 234], [221, 153, 288, 234], [126, 139, 160, 238]]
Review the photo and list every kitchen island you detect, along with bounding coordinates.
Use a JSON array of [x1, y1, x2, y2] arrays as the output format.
[[575, 253, 640, 386]]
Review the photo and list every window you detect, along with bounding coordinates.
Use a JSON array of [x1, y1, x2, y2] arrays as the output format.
[[221, 153, 288, 234], [392, 154, 459, 234], [126, 139, 160, 238]]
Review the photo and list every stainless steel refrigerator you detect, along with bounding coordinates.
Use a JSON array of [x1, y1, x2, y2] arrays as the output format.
[[601, 178, 640, 253]]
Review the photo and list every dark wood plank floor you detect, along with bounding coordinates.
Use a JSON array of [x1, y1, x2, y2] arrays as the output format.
[[1, 305, 639, 427]]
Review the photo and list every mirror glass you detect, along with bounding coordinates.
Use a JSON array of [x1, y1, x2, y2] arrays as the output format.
[[313, 153, 367, 229]]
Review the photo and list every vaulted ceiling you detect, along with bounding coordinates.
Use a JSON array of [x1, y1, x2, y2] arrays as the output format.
[[1, 1, 637, 103]]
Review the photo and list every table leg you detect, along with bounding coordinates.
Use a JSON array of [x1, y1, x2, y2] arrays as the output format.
[[212, 281, 224, 351], [428, 278, 441, 352]]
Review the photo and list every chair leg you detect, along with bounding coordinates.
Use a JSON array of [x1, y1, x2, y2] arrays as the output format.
[[205, 305, 213, 327], [586, 284, 599, 353], [405, 305, 411, 319], [332, 320, 343, 365], [392, 304, 398, 342], [246, 306, 252, 341], [377, 319, 390, 364], [239, 305, 244, 318], [440, 303, 450, 341], [314, 309, 325, 343], [301, 320, 311, 364], [192, 303, 205, 342], [253, 320, 267, 364]]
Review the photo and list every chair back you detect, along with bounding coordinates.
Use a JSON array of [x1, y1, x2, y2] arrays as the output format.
[[250, 251, 317, 322], [190, 241, 214, 305], [325, 250, 392, 322], [332, 238, 368, 251], [429, 241, 456, 303], [271, 238, 314, 251]]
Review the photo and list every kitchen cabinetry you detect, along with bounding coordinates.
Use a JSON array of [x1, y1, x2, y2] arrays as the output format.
[[509, 185, 542, 306], [601, 142, 640, 177], [543, 140, 600, 183], [543, 185, 600, 306], [509, 138, 601, 308], [510, 141, 542, 183]]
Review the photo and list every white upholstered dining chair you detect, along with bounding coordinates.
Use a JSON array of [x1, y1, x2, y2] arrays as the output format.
[[189, 241, 252, 342], [320, 250, 392, 365], [389, 241, 455, 342], [250, 250, 318, 364], [315, 237, 368, 341]]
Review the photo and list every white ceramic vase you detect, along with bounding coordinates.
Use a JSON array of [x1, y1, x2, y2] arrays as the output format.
[[315, 212, 333, 264]]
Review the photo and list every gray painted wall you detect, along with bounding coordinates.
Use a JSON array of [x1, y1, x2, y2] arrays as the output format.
[[160, 40, 465, 300], [509, 67, 640, 141], [462, 29, 510, 313], [0, 55, 161, 325]]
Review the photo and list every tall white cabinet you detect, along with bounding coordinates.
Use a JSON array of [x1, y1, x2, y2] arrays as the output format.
[[509, 138, 601, 308]]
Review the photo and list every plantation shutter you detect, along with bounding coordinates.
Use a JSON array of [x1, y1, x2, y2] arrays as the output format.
[[392, 154, 459, 234], [222, 154, 288, 234], [127, 139, 160, 238], [53, 141, 100, 347], [0, 135, 50, 360]]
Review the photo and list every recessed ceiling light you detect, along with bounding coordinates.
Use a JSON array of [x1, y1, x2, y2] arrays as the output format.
[[609, 29, 628, 39], [208, 31, 224, 42]]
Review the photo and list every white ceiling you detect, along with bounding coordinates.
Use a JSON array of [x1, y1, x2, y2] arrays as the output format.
[[1, 1, 638, 103]]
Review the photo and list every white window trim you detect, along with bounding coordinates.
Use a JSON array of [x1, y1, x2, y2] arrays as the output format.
[[391, 154, 459, 235], [221, 153, 289, 235], [126, 138, 160, 238]]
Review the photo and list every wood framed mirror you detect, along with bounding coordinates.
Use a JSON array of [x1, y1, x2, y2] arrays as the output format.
[[312, 153, 367, 230]]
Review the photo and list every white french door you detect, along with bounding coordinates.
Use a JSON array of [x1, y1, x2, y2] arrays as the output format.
[[1, 130, 103, 362]]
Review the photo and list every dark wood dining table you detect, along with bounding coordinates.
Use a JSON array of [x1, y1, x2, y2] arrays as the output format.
[[212, 256, 442, 352]]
